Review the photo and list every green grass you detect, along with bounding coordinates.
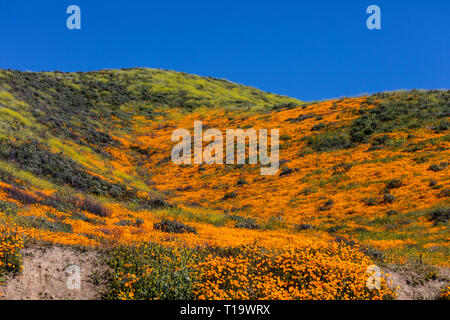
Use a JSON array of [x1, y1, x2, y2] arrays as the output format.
[[153, 206, 228, 227], [345, 203, 450, 264], [0, 107, 32, 126]]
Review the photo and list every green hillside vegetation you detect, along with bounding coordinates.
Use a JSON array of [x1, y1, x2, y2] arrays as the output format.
[[0, 68, 300, 197]]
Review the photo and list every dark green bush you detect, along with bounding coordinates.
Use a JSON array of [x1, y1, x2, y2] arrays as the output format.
[[115, 219, 134, 227], [438, 188, 449, 198], [318, 199, 334, 211], [135, 218, 144, 228], [386, 210, 400, 216], [295, 223, 313, 231], [70, 211, 105, 225], [433, 120, 449, 133], [115, 218, 144, 228], [385, 179, 403, 190], [383, 194, 396, 204], [271, 102, 298, 111], [279, 167, 294, 177], [361, 246, 384, 261], [372, 135, 393, 146], [222, 192, 237, 200], [332, 163, 352, 175], [363, 198, 378, 206], [429, 180, 438, 187], [428, 207, 449, 226], [311, 122, 326, 131], [236, 179, 248, 186], [128, 197, 173, 210], [428, 164, 441, 172], [326, 225, 343, 233], [285, 113, 316, 123], [229, 214, 260, 230]]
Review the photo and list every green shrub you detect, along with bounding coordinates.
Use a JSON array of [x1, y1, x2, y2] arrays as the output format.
[[153, 219, 197, 234], [236, 179, 248, 186], [428, 162, 448, 172], [106, 243, 197, 300], [279, 167, 294, 176], [70, 211, 105, 225], [298, 148, 314, 158], [115, 219, 134, 227], [438, 188, 449, 198], [429, 180, 438, 187], [229, 214, 260, 230], [332, 163, 352, 175], [428, 207, 449, 226], [383, 194, 396, 204], [372, 135, 393, 146], [327, 225, 343, 233], [135, 218, 144, 228], [311, 122, 326, 131], [361, 246, 384, 261], [433, 120, 449, 133], [300, 187, 317, 195], [385, 179, 403, 190], [307, 134, 353, 152], [127, 197, 173, 210], [363, 198, 378, 206], [262, 216, 285, 230], [285, 113, 316, 123], [222, 192, 237, 200], [318, 199, 334, 211], [115, 218, 144, 228], [295, 223, 313, 231], [386, 210, 400, 216]]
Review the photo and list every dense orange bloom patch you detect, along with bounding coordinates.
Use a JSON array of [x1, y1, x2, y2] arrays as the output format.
[[193, 244, 396, 300], [135, 99, 448, 223], [97, 96, 448, 265]]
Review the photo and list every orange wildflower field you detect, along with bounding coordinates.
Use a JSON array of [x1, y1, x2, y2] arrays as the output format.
[[0, 69, 448, 300]]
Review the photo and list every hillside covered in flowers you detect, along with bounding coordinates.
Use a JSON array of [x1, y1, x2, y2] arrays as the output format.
[[0, 68, 448, 300]]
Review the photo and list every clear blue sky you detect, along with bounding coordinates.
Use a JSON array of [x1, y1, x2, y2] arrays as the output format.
[[0, 0, 449, 101]]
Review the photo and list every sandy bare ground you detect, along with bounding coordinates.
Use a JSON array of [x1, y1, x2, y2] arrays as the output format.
[[0, 245, 106, 300], [386, 265, 449, 300]]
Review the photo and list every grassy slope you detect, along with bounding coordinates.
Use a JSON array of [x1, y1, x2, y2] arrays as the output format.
[[0, 68, 448, 269], [0, 68, 300, 195]]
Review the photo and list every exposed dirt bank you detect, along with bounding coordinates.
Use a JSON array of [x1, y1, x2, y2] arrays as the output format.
[[0, 245, 106, 300]]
